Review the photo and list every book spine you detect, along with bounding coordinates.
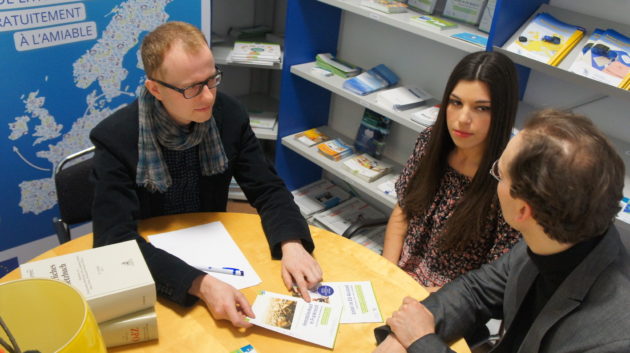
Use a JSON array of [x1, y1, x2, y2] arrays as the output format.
[[90, 281, 157, 323], [99, 308, 158, 348]]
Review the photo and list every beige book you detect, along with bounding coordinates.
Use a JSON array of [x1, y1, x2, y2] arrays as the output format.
[[20, 240, 156, 323], [99, 307, 158, 347]]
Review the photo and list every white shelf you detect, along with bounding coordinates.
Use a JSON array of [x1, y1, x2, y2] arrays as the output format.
[[212, 43, 283, 70], [495, 3, 630, 100], [318, 0, 488, 53], [291, 62, 434, 133], [282, 126, 399, 209]]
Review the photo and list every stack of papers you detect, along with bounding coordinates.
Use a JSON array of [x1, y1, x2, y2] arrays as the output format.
[[377, 86, 432, 111], [228, 41, 282, 66], [316, 53, 361, 78]]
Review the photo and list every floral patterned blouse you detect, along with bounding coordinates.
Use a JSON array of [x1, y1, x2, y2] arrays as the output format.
[[395, 128, 521, 287]]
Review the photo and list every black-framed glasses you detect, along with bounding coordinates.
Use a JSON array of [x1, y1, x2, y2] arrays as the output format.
[[150, 66, 223, 99], [489, 159, 501, 182]]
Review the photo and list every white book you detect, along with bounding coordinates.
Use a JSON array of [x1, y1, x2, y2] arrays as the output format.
[[304, 282, 382, 323], [20, 240, 156, 323], [376, 86, 432, 111], [291, 179, 352, 216], [313, 198, 386, 236], [248, 291, 342, 349], [342, 154, 392, 182], [99, 307, 158, 348]]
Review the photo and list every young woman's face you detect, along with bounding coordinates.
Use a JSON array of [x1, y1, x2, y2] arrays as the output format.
[[446, 80, 492, 156]]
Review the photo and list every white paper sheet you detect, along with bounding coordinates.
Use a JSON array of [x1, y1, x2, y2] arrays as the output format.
[[148, 221, 261, 289], [306, 281, 382, 323]]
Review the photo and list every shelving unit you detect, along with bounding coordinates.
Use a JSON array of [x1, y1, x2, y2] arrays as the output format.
[[282, 126, 399, 208], [495, 3, 630, 100]]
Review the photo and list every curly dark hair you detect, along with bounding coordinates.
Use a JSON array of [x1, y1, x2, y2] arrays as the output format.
[[508, 109, 625, 243]]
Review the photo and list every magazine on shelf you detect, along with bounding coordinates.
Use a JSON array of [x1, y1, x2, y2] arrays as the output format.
[[342, 64, 399, 96], [294, 128, 330, 147], [409, 15, 457, 31], [313, 197, 387, 236], [315, 53, 361, 78], [343, 154, 393, 182], [20, 240, 156, 323], [360, 0, 408, 14], [354, 109, 392, 159], [229, 41, 282, 65], [443, 0, 487, 25], [411, 104, 440, 126], [248, 291, 343, 349], [569, 28, 630, 88], [318, 138, 354, 161], [99, 307, 158, 348], [407, 0, 439, 14], [506, 12, 585, 66], [376, 86, 432, 111], [291, 179, 352, 216], [293, 282, 383, 324], [451, 32, 488, 48], [478, 0, 496, 33]]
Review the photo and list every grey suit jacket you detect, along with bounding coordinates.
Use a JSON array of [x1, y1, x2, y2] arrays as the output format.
[[385, 225, 630, 352]]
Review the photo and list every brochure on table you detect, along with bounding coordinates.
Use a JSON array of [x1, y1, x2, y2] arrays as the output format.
[[148, 222, 261, 289], [304, 281, 383, 324], [248, 291, 343, 349]]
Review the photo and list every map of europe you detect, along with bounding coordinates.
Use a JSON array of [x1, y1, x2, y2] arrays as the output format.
[[1, 0, 203, 250]]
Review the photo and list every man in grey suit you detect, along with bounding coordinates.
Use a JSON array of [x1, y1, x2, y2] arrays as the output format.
[[373, 109, 630, 352]]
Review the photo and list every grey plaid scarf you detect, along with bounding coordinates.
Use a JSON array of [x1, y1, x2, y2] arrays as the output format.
[[136, 87, 228, 193]]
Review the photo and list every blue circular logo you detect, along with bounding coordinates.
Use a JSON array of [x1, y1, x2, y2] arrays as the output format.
[[317, 285, 334, 296]]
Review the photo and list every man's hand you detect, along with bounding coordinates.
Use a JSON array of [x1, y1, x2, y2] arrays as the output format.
[[372, 334, 407, 353], [280, 240, 322, 302], [386, 296, 436, 348], [189, 274, 254, 328]]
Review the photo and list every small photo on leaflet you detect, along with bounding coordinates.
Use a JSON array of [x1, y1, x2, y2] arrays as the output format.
[[264, 298, 298, 329]]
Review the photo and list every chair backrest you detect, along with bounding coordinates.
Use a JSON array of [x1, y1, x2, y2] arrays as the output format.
[[53, 146, 96, 241]]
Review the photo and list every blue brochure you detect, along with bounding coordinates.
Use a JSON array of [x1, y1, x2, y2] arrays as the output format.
[[451, 32, 488, 48], [342, 64, 399, 95]]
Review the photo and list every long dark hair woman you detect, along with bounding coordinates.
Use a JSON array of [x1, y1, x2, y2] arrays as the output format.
[[382, 51, 522, 291]]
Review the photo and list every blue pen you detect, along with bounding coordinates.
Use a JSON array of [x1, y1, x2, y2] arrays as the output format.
[[195, 266, 244, 276]]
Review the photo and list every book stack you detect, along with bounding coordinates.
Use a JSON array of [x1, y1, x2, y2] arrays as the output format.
[[294, 128, 330, 147], [228, 41, 282, 66], [354, 109, 392, 159], [20, 240, 158, 348], [291, 179, 352, 217], [317, 138, 354, 161], [315, 53, 361, 78], [342, 64, 399, 96], [569, 28, 630, 89], [506, 12, 585, 66], [361, 0, 408, 14], [343, 154, 393, 182], [376, 86, 432, 111]]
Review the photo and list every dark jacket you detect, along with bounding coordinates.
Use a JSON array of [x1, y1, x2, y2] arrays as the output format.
[[90, 92, 312, 305], [376, 225, 630, 352]]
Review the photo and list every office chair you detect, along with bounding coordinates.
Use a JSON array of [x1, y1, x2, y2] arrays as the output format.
[[52, 146, 96, 244]]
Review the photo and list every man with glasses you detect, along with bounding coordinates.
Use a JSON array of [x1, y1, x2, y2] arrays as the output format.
[[90, 21, 322, 328], [373, 109, 630, 352]]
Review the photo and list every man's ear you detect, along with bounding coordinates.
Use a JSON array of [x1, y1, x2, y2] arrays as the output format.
[[145, 79, 162, 101], [516, 200, 533, 222]]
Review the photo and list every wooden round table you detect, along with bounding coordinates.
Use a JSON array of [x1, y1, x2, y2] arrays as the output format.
[[2, 212, 470, 353]]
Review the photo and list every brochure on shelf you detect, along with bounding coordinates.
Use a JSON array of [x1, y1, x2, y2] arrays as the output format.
[[443, 0, 487, 26], [409, 15, 457, 31], [506, 12, 585, 66], [313, 197, 387, 236], [406, 0, 439, 14], [342, 64, 399, 96], [343, 154, 393, 182], [229, 41, 282, 66], [354, 109, 392, 159], [349, 226, 386, 254], [316, 53, 361, 78], [569, 28, 630, 88], [411, 104, 440, 126], [376, 86, 432, 111], [248, 291, 342, 349], [360, 0, 408, 14], [377, 173, 399, 199], [296, 282, 383, 324], [291, 179, 352, 216], [451, 32, 488, 48], [478, 0, 496, 33], [294, 128, 330, 147], [318, 138, 354, 161]]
